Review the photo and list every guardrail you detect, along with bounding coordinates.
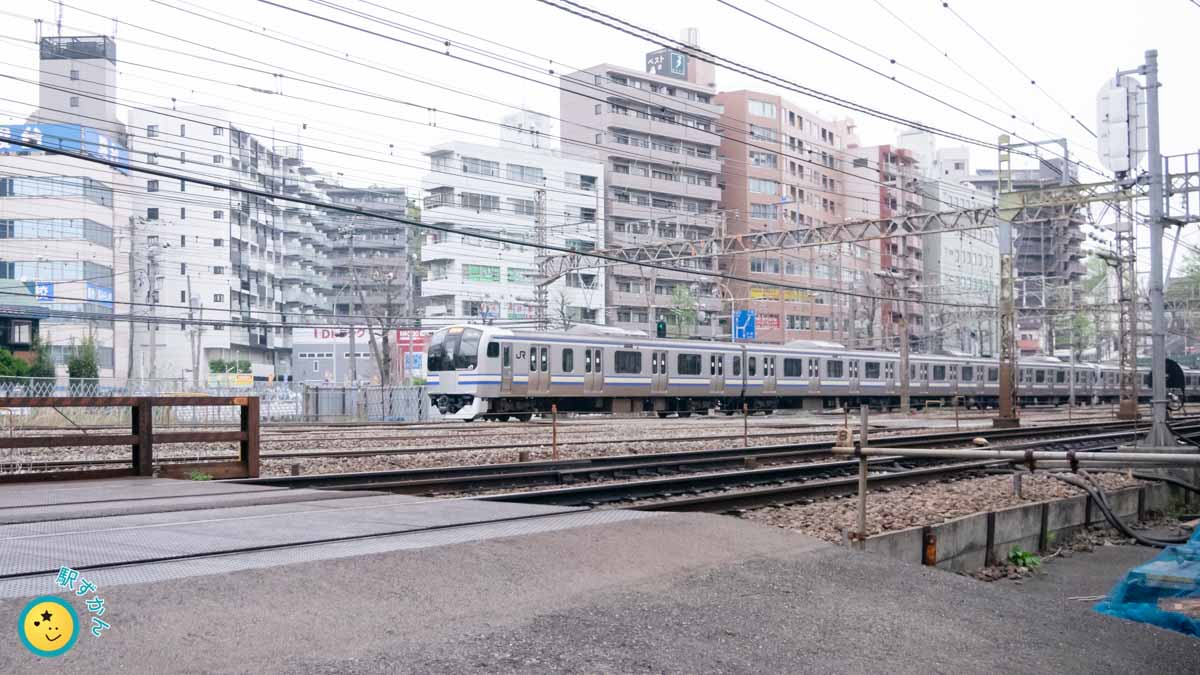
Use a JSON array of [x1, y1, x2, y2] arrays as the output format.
[[0, 396, 260, 482]]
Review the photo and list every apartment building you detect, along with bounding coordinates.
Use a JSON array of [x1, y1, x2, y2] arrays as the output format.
[[560, 39, 725, 337], [848, 144, 926, 350], [0, 36, 131, 378], [715, 90, 874, 344], [325, 186, 417, 324], [419, 116, 605, 326]]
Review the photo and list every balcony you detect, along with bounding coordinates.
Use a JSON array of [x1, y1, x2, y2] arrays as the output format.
[[607, 173, 721, 202], [607, 200, 722, 227]]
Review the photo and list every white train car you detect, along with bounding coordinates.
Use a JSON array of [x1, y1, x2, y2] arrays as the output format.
[[424, 324, 1176, 420]]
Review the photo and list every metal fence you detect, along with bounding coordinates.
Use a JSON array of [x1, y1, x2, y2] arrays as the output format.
[[0, 378, 429, 425]]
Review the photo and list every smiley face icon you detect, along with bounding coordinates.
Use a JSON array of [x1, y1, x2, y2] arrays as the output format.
[[18, 595, 79, 657]]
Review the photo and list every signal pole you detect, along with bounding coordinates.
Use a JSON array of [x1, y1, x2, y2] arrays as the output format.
[[1142, 49, 1170, 447], [533, 189, 549, 330], [994, 136, 1019, 427]]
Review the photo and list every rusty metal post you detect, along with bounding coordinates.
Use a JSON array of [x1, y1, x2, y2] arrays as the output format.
[[132, 398, 153, 476], [995, 135, 1019, 428], [743, 402, 749, 447], [856, 404, 870, 548], [921, 527, 937, 566], [551, 403, 559, 461], [240, 396, 260, 478], [954, 396, 961, 431]]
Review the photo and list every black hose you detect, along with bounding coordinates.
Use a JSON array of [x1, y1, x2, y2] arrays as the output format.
[[1051, 473, 1191, 548]]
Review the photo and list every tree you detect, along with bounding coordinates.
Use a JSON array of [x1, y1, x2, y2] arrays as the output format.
[[0, 348, 30, 377], [553, 289, 574, 331], [67, 335, 99, 393], [670, 285, 698, 337], [26, 336, 55, 379]]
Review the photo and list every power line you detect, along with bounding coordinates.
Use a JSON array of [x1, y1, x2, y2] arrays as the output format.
[[939, 1, 1097, 138], [0, 133, 1003, 309]]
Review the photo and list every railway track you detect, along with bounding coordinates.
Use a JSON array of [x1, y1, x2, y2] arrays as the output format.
[[235, 420, 1187, 498]]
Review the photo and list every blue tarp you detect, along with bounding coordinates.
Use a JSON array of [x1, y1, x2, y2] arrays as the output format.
[[1095, 526, 1200, 637]]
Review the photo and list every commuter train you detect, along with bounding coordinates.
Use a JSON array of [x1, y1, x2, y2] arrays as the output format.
[[424, 324, 1197, 420]]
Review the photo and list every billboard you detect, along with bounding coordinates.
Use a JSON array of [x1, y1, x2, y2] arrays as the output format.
[[0, 123, 130, 174], [645, 49, 689, 81], [85, 283, 113, 308]]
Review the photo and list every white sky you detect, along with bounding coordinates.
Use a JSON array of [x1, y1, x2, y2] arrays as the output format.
[[1, 0, 1197, 260]]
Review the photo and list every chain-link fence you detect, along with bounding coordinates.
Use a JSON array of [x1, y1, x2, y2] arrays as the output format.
[[0, 377, 429, 425]]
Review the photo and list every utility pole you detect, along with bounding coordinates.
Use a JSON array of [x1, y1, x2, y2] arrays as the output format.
[[127, 214, 139, 381], [147, 240, 161, 381], [187, 275, 203, 389], [899, 312, 910, 413], [995, 135, 1019, 427], [338, 223, 358, 385], [533, 188, 549, 330], [1142, 49, 1170, 447]]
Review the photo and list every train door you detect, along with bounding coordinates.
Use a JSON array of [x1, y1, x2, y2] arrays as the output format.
[[762, 356, 777, 395], [710, 353, 725, 394], [848, 359, 860, 393], [651, 350, 669, 393], [807, 357, 820, 390], [500, 344, 513, 393], [584, 347, 603, 393], [529, 344, 551, 394]]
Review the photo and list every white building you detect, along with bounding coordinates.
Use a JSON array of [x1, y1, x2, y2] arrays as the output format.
[[420, 114, 605, 326], [0, 36, 131, 378]]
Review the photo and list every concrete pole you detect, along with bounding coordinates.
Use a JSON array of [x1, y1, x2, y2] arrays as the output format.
[[348, 227, 358, 386], [147, 243, 159, 381], [1143, 49, 1170, 447], [899, 313, 910, 414], [856, 404, 869, 548], [995, 135, 1019, 427]]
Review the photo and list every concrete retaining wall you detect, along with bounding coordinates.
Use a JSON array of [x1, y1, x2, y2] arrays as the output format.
[[862, 483, 1181, 573]]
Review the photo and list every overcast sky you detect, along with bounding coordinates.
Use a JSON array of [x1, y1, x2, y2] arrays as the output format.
[[1, 0, 1197, 259]]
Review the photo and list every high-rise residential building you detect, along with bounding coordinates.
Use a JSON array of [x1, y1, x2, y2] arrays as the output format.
[[325, 185, 417, 323], [419, 112, 605, 327], [0, 35, 131, 378], [895, 130, 998, 355], [559, 36, 725, 337], [848, 144, 926, 350], [966, 158, 1084, 354], [715, 90, 873, 344]]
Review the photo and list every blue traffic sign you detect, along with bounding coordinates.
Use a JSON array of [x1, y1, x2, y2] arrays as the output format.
[[734, 309, 756, 340], [34, 282, 54, 303]]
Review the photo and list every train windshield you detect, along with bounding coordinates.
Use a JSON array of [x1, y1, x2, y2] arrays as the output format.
[[427, 327, 483, 371]]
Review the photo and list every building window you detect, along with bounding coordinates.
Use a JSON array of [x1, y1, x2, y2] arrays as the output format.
[[213, 266, 224, 274], [146, 124, 159, 137], [458, 192, 499, 211], [180, 124, 186, 137], [214, 293, 225, 303], [180, 263, 187, 275], [146, 207, 159, 220], [69, 96, 79, 108], [748, 178, 779, 195], [750, 125, 778, 142], [462, 264, 501, 282], [213, 210, 224, 219], [461, 157, 499, 176], [213, 127, 224, 136], [147, 153, 158, 164], [749, 100, 777, 118], [146, 179, 159, 192], [595, 133, 602, 144], [213, 155, 224, 164], [750, 203, 778, 220], [505, 164, 544, 184], [69, 69, 80, 81], [213, 238, 224, 247], [180, 207, 186, 219], [749, 151, 778, 168], [509, 198, 536, 216], [180, 152, 186, 164]]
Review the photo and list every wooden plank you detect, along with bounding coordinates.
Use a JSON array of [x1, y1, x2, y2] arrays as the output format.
[[134, 399, 153, 477], [0, 435, 137, 449], [0, 395, 253, 408], [241, 397, 261, 478], [157, 461, 252, 480]]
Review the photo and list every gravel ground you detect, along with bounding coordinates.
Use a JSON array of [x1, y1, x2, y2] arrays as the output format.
[[743, 471, 1146, 543], [0, 409, 1133, 478]]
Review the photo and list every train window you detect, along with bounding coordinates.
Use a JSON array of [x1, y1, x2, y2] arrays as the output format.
[[987, 367, 999, 382], [961, 366, 973, 382], [920, 364, 928, 380], [1056, 370, 1066, 384], [585, 349, 591, 373], [1143, 373, 1152, 387], [455, 328, 482, 370], [826, 360, 844, 378], [717, 356, 724, 375], [540, 347, 548, 373], [809, 358, 819, 377], [910, 364, 917, 380], [709, 355, 716, 375], [784, 358, 803, 377], [932, 365, 945, 381], [651, 352, 658, 375], [486, 342, 499, 358], [594, 351, 601, 372], [884, 362, 895, 379], [615, 351, 642, 374], [748, 357, 757, 376], [530, 349, 538, 371], [865, 362, 880, 379], [502, 345, 511, 368], [678, 354, 702, 375], [562, 349, 574, 372], [733, 356, 742, 376], [1035, 370, 1046, 384]]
